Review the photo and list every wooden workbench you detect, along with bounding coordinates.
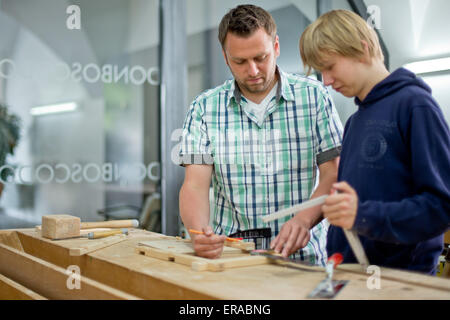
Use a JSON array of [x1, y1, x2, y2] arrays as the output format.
[[0, 228, 449, 300]]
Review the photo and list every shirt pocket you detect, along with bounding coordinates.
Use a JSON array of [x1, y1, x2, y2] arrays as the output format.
[[266, 128, 314, 176]]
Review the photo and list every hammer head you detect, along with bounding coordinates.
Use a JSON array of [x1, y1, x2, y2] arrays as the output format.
[[42, 215, 81, 239]]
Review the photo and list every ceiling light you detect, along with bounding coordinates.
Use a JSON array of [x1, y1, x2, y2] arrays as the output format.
[[30, 102, 78, 116], [404, 57, 450, 75]]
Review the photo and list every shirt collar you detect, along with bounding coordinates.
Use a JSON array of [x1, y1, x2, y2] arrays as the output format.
[[226, 66, 295, 108]]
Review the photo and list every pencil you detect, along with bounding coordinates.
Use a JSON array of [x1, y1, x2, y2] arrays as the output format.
[[188, 229, 243, 242]]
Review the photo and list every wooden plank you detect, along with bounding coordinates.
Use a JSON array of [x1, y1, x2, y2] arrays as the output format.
[[138, 238, 204, 254], [0, 243, 140, 300], [0, 273, 47, 300], [15, 229, 215, 299], [192, 256, 274, 272], [0, 230, 24, 251], [224, 240, 255, 251], [444, 230, 450, 244], [443, 261, 450, 278], [338, 264, 450, 293], [135, 245, 268, 271], [33, 228, 128, 256], [138, 238, 249, 254], [11, 228, 450, 300], [36, 225, 114, 235], [68, 234, 127, 256], [86, 235, 450, 300], [136, 241, 269, 271]]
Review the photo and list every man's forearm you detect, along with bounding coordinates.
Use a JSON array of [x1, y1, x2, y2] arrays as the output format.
[[179, 183, 211, 232]]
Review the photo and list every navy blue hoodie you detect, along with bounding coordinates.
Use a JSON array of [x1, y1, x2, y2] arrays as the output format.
[[326, 68, 450, 274]]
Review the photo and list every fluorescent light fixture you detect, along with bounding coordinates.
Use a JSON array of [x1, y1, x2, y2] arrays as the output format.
[[404, 57, 450, 75], [30, 102, 78, 116]]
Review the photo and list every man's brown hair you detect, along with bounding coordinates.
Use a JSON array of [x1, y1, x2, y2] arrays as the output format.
[[218, 4, 277, 49]]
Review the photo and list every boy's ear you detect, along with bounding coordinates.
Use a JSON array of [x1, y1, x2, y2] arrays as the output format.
[[359, 40, 372, 64]]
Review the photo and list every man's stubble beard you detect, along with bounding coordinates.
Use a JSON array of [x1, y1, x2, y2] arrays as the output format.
[[234, 66, 277, 95]]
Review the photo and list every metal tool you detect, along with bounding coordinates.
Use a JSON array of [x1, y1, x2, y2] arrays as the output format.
[[327, 190, 370, 271], [308, 253, 348, 299], [261, 190, 369, 272], [262, 195, 328, 223], [51, 228, 129, 240], [229, 228, 272, 249], [228, 228, 272, 239], [262, 192, 370, 271], [250, 249, 318, 268], [343, 229, 370, 271]]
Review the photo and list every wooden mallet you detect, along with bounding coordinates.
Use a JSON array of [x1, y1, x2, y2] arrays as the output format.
[[41, 214, 139, 240]]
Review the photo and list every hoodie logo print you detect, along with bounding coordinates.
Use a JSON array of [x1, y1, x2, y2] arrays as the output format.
[[361, 132, 387, 162]]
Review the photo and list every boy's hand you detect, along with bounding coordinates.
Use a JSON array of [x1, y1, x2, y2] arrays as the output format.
[[322, 181, 358, 229]]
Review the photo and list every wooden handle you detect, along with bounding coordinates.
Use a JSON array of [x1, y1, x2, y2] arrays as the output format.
[[87, 229, 127, 239], [81, 219, 139, 229]]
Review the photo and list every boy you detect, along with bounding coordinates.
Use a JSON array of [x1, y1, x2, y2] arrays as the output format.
[[300, 10, 450, 274]]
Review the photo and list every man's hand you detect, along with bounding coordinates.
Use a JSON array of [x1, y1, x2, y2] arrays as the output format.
[[270, 214, 311, 257], [322, 181, 358, 229], [269, 158, 340, 257], [191, 226, 226, 259]]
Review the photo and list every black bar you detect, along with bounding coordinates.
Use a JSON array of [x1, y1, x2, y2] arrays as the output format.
[[348, 0, 390, 70]]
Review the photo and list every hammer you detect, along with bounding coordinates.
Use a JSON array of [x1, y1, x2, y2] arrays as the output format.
[[41, 214, 139, 240]]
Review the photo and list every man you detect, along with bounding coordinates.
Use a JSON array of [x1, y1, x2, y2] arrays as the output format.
[[300, 10, 450, 274], [179, 4, 343, 265]]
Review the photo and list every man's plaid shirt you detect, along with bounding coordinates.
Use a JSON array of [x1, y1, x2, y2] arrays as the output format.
[[179, 67, 343, 266]]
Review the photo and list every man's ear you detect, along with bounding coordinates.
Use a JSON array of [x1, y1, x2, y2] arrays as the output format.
[[274, 35, 280, 58], [222, 49, 229, 66]]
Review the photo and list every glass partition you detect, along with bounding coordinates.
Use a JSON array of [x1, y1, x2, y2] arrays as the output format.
[[0, 0, 161, 230]]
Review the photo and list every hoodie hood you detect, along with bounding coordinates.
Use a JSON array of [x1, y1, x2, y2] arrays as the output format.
[[355, 68, 432, 107]]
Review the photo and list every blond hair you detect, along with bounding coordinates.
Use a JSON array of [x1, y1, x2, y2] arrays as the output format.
[[300, 10, 383, 75]]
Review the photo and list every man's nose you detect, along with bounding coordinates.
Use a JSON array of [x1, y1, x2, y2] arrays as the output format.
[[248, 61, 259, 77], [322, 71, 334, 86]]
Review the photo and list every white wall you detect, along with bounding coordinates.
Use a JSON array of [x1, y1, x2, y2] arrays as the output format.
[[186, 0, 297, 36], [363, 0, 450, 126], [422, 74, 450, 126]]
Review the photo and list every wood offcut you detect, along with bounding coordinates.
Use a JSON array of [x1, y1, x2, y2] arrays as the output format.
[[136, 238, 264, 271]]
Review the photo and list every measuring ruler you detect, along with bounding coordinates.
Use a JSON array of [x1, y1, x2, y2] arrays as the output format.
[[262, 194, 369, 270], [262, 195, 328, 223]]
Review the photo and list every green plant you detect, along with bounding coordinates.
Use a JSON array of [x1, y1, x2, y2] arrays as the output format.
[[0, 104, 21, 181]]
